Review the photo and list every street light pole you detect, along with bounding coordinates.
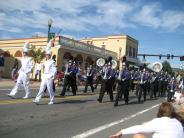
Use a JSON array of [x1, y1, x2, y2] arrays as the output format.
[[48, 18, 53, 42], [101, 44, 106, 58], [119, 47, 122, 68]]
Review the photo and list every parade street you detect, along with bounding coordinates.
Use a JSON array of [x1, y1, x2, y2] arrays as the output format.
[[0, 80, 165, 138]]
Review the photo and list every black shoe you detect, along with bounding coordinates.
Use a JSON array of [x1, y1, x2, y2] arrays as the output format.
[[97, 99, 102, 103], [60, 94, 65, 97], [114, 103, 118, 107]]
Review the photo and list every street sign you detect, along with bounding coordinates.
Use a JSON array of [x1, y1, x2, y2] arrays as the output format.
[[180, 56, 184, 61]]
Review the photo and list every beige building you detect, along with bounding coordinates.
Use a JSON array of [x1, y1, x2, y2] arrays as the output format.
[[0, 35, 117, 78], [81, 35, 139, 64]]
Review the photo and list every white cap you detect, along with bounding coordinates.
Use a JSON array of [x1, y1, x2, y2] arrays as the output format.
[[45, 39, 53, 55], [23, 42, 30, 52], [122, 62, 126, 66], [68, 60, 72, 63], [108, 62, 112, 66]]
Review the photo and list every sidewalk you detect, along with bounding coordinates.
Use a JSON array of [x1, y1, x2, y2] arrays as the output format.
[[0, 79, 41, 88]]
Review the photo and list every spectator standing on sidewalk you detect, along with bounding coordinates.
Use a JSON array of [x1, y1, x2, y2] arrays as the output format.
[[0, 53, 5, 80], [34, 61, 42, 81], [11, 58, 19, 80]]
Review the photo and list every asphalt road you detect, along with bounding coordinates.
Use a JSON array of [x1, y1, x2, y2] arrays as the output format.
[[0, 86, 165, 138]]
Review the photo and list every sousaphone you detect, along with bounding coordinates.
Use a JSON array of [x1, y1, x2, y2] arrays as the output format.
[[96, 58, 105, 67], [147, 62, 163, 72]]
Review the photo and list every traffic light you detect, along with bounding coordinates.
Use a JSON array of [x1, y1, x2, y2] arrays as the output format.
[[159, 54, 162, 60], [180, 56, 184, 61], [167, 54, 170, 59], [143, 54, 146, 59], [171, 55, 174, 59]]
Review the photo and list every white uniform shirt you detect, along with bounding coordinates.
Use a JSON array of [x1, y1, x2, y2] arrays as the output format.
[[36, 63, 42, 71], [43, 59, 57, 80], [121, 117, 184, 138], [19, 57, 34, 74]]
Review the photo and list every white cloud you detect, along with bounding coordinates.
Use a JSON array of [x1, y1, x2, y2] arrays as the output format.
[[96, 0, 136, 29], [133, 2, 184, 31], [8, 27, 22, 33], [0, 0, 184, 37], [161, 10, 184, 31], [133, 3, 161, 28], [0, 0, 43, 12], [33, 32, 47, 37]]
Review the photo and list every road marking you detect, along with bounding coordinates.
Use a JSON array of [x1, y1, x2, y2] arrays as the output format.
[[0, 94, 96, 105], [72, 104, 160, 138]]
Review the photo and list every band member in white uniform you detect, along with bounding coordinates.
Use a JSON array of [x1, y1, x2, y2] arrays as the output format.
[[8, 42, 34, 99], [33, 39, 57, 105]]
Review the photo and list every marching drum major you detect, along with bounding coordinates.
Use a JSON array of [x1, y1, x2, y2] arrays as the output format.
[[8, 42, 34, 99]]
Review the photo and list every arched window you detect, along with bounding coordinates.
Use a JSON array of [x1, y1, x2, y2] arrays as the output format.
[[63, 52, 73, 66], [85, 56, 93, 68], [14, 50, 22, 57], [63, 52, 72, 60], [75, 54, 83, 65]]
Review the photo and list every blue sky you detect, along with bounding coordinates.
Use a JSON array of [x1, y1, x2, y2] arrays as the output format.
[[0, 0, 184, 68]]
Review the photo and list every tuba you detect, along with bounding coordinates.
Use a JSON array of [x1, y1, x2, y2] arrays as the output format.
[[147, 62, 163, 72], [111, 60, 117, 69], [96, 58, 105, 67]]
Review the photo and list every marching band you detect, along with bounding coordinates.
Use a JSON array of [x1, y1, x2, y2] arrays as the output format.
[[7, 41, 184, 106]]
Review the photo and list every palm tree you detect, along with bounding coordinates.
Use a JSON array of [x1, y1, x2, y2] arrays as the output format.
[[162, 60, 172, 74], [30, 45, 45, 79], [30, 45, 45, 63]]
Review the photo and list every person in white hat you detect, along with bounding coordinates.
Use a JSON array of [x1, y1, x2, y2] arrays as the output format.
[[8, 42, 34, 99], [33, 39, 57, 105]]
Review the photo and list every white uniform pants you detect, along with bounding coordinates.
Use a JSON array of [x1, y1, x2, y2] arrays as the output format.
[[10, 73, 30, 97], [35, 78, 55, 102]]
